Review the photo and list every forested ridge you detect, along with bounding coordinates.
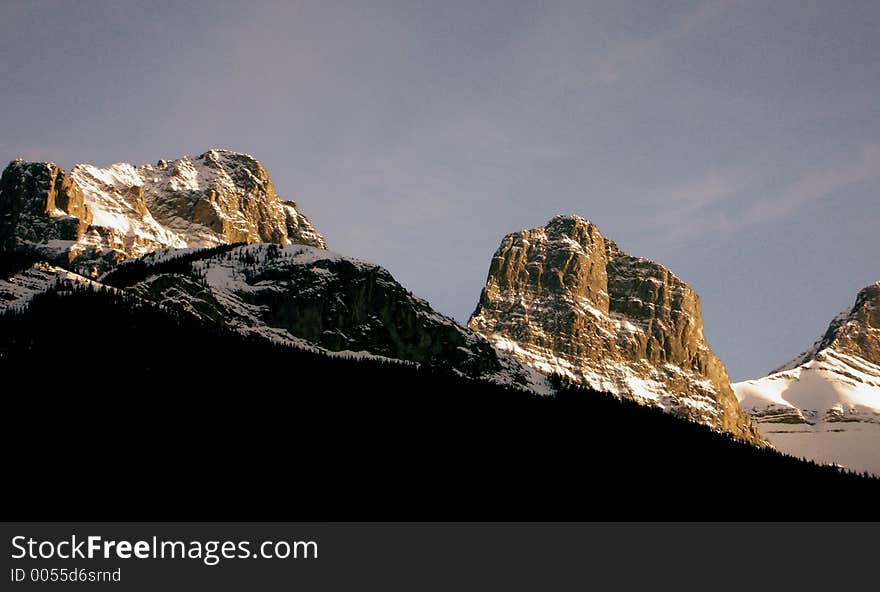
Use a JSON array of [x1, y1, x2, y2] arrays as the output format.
[[2, 283, 878, 520]]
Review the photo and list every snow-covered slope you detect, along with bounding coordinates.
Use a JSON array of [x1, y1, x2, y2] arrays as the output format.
[[0, 263, 102, 312], [734, 281, 880, 474], [0, 150, 325, 276], [104, 243, 549, 393], [136, 150, 325, 248]]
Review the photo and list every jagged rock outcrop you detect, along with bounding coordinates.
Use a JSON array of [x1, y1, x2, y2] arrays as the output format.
[[0, 161, 91, 253], [734, 281, 880, 474], [0, 150, 325, 276], [469, 215, 762, 443], [100, 243, 546, 391]]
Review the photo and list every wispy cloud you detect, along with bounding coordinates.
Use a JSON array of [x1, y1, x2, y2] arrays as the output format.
[[595, 0, 743, 84], [645, 144, 880, 245], [744, 144, 880, 225], [648, 166, 755, 210], [509, 0, 743, 101], [639, 165, 758, 242]]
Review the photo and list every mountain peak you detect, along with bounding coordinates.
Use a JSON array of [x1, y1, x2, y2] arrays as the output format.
[[191, 148, 263, 171], [855, 280, 880, 306], [200, 147, 251, 159], [469, 215, 762, 443], [773, 279, 880, 373], [733, 280, 880, 475], [546, 213, 593, 227], [0, 150, 326, 276]]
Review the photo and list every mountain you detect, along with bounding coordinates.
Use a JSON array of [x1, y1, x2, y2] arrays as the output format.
[[468, 215, 762, 444], [734, 281, 880, 475], [97, 243, 545, 389], [0, 149, 325, 277]]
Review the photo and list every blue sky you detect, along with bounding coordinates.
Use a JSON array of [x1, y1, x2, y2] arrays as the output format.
[[1, 0, 878, 379]]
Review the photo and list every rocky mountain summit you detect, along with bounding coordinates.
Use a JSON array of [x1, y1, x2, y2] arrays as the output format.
[[0, 149, 325, 276], [469, 215, 762, 444], [734, 281, 880, 474]]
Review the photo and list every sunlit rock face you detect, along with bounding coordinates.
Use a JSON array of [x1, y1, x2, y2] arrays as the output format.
[[734, 281, 880, 474], [469, 215, 762, 444], [0, 149, 325, 276]]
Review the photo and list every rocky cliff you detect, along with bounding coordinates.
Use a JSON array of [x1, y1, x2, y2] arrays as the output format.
[[469, 215, 761, 443], [734, 281, 880, 474], [0, 149, 325, 276]]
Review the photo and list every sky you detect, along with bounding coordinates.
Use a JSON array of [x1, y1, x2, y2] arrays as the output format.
[[1, 0, 878, 380]]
